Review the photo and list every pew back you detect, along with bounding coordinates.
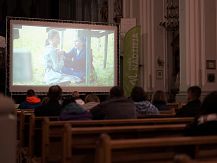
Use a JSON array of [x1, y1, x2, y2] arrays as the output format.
[[96, 134, 217, 163], [39, 117, 192, 163], [62, 124, 187, 163]]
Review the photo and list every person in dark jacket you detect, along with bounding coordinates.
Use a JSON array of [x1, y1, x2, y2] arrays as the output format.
[[91, 86, 137, 120], [62, 37, 87, 81], [34, 85, 62, 117], [176, 86, 201, 117], [59, 96, 91, 120], [185, 91, 217, 135], [18, 89, 41, 109]]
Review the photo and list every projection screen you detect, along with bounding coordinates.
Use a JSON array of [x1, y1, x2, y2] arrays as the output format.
[[7, 17, 118, 93]]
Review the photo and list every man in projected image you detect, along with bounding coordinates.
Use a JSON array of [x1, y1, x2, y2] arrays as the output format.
[[62, 37, 87, 82], [44, 29, 80, 85]]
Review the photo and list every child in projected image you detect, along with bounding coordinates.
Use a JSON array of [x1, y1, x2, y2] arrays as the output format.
[[62, 37, 87, 82], [44, 29, 80, 85]]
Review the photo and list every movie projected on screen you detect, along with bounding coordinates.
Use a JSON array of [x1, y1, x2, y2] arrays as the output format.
[[7, 18, 118, 93]]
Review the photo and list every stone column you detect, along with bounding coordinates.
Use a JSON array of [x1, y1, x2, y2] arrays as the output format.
[[179, 0, 217, 101]]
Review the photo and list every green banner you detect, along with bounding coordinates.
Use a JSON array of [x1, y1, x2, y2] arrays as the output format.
[[123, 26, 141, 97]]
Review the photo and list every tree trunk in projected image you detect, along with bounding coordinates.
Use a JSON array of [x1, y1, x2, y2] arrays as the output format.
[[123, 26, 140, 97]]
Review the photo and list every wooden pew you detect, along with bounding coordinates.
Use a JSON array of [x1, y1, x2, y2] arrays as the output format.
[[44, 116, 193, 127], [39, 117, 192, 163], [17, 110, 34, 163], [28, 115, 59, 162], [96, 134, 217, 163], [174, 154, 217, 163], [16, 110, 22, 141], [62, 123, 187, 163], [16, 109, 34, 142]]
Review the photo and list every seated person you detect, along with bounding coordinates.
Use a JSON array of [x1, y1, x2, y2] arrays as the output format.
[[176, 86, 201, 117], [44, 29, 80, 85], [82, 93, 100, 111], [18, 89, 41, 109], [34, 85, 62, 117], [62, 37, 96, 83], [185, 91, 217, 135], [62, 37, 87, 81], [130, 86, 159, 117], [59, 96, 91, 120], [91, 86, 137, 120], [152, 90, 168, 111], [72, 91, 85, 105], [0, 93, 15, 114]]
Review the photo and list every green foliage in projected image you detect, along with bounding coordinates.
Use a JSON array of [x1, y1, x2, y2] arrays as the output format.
[[13, 27, 115, 86], [91, 33, 115, 86], [13, 27, 46, 85]]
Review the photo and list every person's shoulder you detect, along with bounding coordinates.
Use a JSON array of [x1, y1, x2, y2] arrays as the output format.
[[0, 94, 15, 113]]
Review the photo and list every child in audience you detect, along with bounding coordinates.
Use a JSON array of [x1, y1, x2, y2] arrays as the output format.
[[91, 86, 137, 120], [82, 93, 100, 111], [185, 91, 217, 135], [60, 96, 91, 120], [176, 86, 201, 117], [152, 90, 168, 111], [34, 85, 62, 117], [130, 86, 159, 117], [18, 89, 41, 109], [72, 91, 85, 105]]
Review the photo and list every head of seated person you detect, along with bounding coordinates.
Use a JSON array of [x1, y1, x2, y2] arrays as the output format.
[[109, 86, 124, 99], [152, 90, 168, 111], [85, 94, 100, 103], [82, 94, 100, 111], [187, 86, 201, 102], [48, 85, 62, 101], [18, 89, 41, 109]]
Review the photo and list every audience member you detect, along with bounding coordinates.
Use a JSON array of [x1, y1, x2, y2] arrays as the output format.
[[72, 91, 85, 105], [18, 89, 41, 109], [82, 93, 100, 111], [59, 96, 91, 120], [0, 93, 15, 114], [152, 90, 168, 111], [185, 91, 217, 135], [130, 86, 159, 117], [34, 85, 62, 117], [91, 86, 137, 120], [176, 86, 201, 117]]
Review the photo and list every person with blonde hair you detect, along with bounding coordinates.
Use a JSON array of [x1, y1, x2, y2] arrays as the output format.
[[82, 94, 100, 111]]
